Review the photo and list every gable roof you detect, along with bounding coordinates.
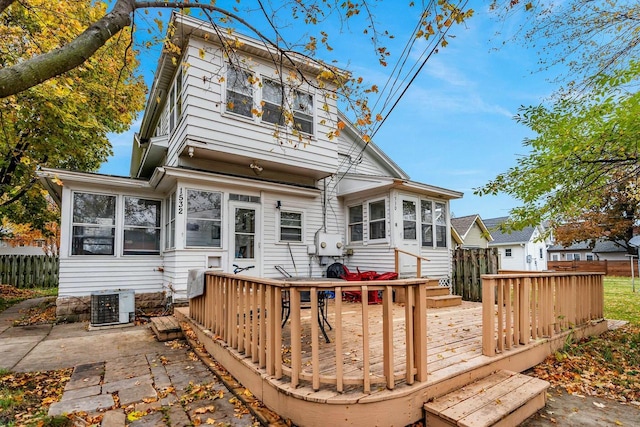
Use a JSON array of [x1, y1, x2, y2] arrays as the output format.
[[483, 216, 539, 245], [450, 214, 493, 242]]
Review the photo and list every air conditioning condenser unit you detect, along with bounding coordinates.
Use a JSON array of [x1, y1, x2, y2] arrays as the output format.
[[91, 290, 135, 326]]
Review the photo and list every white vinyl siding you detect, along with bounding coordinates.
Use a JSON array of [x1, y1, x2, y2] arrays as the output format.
[[164, 39, 337, 175]]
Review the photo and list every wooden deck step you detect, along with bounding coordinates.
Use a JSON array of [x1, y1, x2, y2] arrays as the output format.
[[427, 295, 462, 308], [424, 370, 549, 427], [425, 286, 451, 297], [150, 316, 183, 342]]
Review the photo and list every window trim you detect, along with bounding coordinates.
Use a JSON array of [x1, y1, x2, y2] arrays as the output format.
[[277, 209, 305, 244]]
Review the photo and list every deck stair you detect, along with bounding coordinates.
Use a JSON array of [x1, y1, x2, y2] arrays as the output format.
[[425, 285, 462, 308], [150, 316, 183, 342], [424, 370, 549, 427]]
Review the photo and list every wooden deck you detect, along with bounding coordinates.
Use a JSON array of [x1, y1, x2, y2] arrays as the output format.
[[180, 271, 607, 427]]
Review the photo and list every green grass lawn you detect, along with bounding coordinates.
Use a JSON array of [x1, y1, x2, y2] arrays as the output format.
[[603, 276, 640, 325]]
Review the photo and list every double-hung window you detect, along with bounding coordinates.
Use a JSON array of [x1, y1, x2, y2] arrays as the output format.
[[434, 202, 447, 248], [348, 205, 363, 243], [165, 193, 175, 250], [403, 200, 417, 240], [261, 78, 314, 134], [186, 190, 222, 247], [123, 197, 161, 255], [226, 66, 253, 117], [420, 200, 433, 247], [292, 89, 313, 134], [369, 200, 386, 240], [421, 200, 447, 248], [71, 193, 116, 255], [262, 79, 286, 126], [279, 211, 303, 242]]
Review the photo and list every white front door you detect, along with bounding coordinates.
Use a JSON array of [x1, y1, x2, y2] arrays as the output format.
[[229, 201, 261, 277], [397, 196, 420, 275]]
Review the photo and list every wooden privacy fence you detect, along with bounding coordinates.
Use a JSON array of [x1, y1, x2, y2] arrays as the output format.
[[451, 248, 499, 301], [190, 272, 428, 394], [0, 255, 59, 288], [548, 260, 636, 277], [481, 272, 604, 357]]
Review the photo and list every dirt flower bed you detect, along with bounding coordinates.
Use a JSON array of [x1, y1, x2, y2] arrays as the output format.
[[531, 324, 640, 405]]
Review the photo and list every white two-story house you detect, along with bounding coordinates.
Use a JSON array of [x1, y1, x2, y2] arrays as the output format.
[[39, 13, 463, 320]]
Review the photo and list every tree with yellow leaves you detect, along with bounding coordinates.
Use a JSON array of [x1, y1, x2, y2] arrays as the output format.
[[0, 1, 146, 231]]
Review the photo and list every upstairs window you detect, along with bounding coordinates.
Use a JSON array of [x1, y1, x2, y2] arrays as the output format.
[[123, 197, 161, 255], [279, 211, 303, 242], [72, 193, 116, 255], [261, 78, 314, 134], [348, 205, 363, 243], [292, 89, 313, 134], [262, 79, 285, 126], [226, 66, 253, 118], [369, 200, 386, 240]]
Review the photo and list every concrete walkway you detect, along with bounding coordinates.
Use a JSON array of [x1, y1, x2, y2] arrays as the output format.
[[0, 299, 268, 426]]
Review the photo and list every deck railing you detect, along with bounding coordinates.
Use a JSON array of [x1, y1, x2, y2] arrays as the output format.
[[189, 272, 429, 393], [481, 272, 605, 356]]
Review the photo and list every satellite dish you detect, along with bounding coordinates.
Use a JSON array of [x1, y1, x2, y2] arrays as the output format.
[[630, 236, 640, 248]]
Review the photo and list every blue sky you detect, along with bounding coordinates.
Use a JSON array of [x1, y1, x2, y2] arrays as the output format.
[[100, 2, 559, 220]]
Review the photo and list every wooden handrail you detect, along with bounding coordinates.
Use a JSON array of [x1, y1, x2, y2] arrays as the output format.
[[189, 272, 429, 394], [481, 271, 605, 356], [394, 247, 430, 278]]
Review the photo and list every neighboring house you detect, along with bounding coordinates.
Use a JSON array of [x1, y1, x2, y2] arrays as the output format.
[[548, 239, 629, 261], [0, 238, 47, 255], [484, 216, 549, 271], [38, 13, 463, 318], [450, 214, 493, 249]]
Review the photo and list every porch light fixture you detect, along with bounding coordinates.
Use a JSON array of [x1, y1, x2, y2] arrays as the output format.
[[187, 146, 194, 157], [250, 161, 263, 175], [276, 200, 282, 209]]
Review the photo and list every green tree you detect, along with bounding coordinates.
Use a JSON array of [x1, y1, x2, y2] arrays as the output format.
[[0, 0, 146, 231], [476, 60, 640, 238]]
